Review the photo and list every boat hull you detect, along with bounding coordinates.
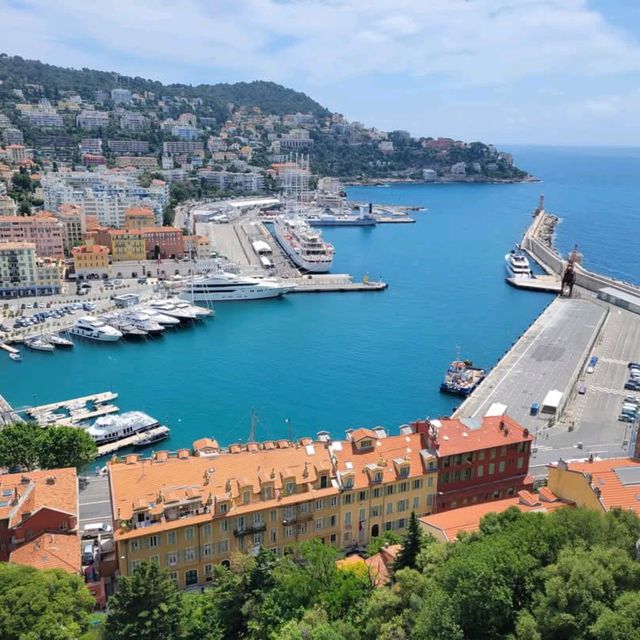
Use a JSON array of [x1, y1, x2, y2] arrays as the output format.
[[308, 218, 376, 227], [183, 286, 289, 302], [68, 327, 121, 342]]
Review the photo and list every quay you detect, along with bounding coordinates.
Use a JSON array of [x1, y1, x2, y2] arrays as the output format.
[[0, 343, 20, 355], [25, 391, 119, 426], [290, 274, 387, 293], [505, 275, 561, 293]]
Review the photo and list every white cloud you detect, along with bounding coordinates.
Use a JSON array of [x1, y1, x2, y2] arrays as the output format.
[[0, 0, 639, 87]]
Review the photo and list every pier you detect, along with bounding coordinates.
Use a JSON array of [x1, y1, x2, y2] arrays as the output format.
[[25, 391, 119, 426], [290, 274, 387, 293], [505, 275, 561, 293]]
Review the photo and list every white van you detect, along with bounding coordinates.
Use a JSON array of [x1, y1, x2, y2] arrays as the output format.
[[83, 522, 112, 536]]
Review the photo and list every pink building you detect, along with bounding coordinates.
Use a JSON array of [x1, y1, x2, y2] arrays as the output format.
[[0, 213, 65, 258]]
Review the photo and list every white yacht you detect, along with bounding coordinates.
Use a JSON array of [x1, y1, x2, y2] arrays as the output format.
[[85, 411, 159, 445], [26, 338, 55, 352], [120, 311, 165, 335], [147, 300, 198, 322], [142, 308, 181, 326], [68, 316, 122, 342], [46, 334, 74, 348], [272, 215, 335, 273], [505, 246, 533, 279], [181, 271, 293, 302]]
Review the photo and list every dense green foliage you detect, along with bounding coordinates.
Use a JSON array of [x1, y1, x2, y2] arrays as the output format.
[[392, 511, 423, 571], [98, 507, 640, 640], [0, 563, 95, 640], [0, 55, 328, 118], [0, 422, 97, 469]]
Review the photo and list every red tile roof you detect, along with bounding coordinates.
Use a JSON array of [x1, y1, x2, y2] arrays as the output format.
[[420, 415, 533, 457], [10, 533, 80, 574], [365, 544, 401, 586], [419, 490, 571, 542]]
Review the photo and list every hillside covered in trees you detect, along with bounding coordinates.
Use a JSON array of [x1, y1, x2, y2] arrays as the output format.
[[2, 507, 639, 640]]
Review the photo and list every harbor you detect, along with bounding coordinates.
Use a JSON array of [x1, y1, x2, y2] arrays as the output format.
[[24, 391, 119, 426]]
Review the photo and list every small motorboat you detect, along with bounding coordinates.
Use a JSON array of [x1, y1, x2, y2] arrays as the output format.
[[46, 334, 74, 348], [26, 338, 55, 352], [9, 351, 21, 362]]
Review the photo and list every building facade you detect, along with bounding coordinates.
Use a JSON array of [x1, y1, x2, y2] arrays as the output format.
[[0, 214, 65, 258], [72, 239, 110, 278], [109, 230, 147, 262], [142, 227, 184, 259], [413, 415, 533, 512]]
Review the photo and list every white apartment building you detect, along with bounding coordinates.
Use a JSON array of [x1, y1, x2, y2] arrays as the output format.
[[171, 124, 198, 140], [28, 111, 64, 128], [111, 88, 132, 105], [0, 243, 63, 298], [120, 113, 148, 131], [76, 110, 110, 129]]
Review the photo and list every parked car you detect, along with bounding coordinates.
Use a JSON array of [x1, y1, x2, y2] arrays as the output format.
[[577, 383, 587, 395], [624, 381, 640, 390]]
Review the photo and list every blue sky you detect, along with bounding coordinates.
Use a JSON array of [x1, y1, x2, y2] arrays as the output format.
[[1, 0, 639, 145]]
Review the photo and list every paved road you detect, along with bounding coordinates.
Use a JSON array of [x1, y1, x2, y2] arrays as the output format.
[[78, 475, 113, 530]]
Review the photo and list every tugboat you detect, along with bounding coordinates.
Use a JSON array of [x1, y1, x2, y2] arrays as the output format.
[[440, 360, 486, 396]]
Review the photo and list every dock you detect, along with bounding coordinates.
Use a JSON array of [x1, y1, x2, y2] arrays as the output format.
[[96, 426, 169, 457], [290, 274, 387, 293], [506, 275, 561, 293], [25, 391, 119, 426], [375, 215, 415, 224], [0, 343, 20, 355]]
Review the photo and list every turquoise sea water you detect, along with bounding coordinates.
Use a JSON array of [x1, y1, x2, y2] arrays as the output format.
[[1, 146, 638, 456]]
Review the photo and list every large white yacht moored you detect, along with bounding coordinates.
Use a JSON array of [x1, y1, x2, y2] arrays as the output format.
[[120, 310, 165, 335], [68, 316, 123, 342], [181, 271, 293, 302], [147, 299, 198, 322], [85, 411, 160, 445], [272, 215, 335, 273], [505, 246, 533, 279]]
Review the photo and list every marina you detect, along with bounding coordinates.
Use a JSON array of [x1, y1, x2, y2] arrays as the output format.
[[25, 391, 119, 426]]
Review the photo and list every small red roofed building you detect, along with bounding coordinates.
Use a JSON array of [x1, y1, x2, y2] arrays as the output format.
[[547, 457, 640, 516], [0, 468, 79, 567], [418, 488, 571, 542], [10, 532, 80, 574], [413, 415, 534, 512], [193, 438, 220, 457]]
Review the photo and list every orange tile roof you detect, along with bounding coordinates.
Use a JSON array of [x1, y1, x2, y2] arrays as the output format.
[[351, 428, 378, 442], [126, 207, 154, 217], [553, 457, 640, 514], [109, 229, 144, 236], [331, 432, 434, 490], [140, 226, 181, 234], [72, 243, 109, 255], [10, 533, 81, 574], [193, 437, 220, 452], [0, 468, 78, 527], [419, 490, 571, 542], [109, 443, 335, 538], [365, 544, 401, 586], [423, 415, 533, 457]]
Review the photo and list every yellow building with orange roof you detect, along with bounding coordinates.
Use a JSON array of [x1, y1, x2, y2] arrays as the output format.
[[547, 457, 640, 515], [72, 238, 110, 278], [124, 207, 156, 230], [329, 427, 438, 547]]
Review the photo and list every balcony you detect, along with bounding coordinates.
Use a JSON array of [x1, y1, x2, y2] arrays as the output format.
[[233, 522, 266, 537]]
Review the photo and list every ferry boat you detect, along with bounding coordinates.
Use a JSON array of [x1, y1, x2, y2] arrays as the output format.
[[272, 215, 335, 273], [181, 271, 293, 302], [68, 316, 122, 342], [132, 425, 170, 448], [308, 206, 376, 228], [440, 360, 486, 396], [85, 411, 159, 445], [504, 245, 533, 279]]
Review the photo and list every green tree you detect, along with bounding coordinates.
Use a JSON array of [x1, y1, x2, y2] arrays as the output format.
[[393, 511, 422, 571], [366, 530, 402, 556], [104, 562, 183, 640], [591, 592, 640, 640], [0, 563, 94, 640], [39, 425, 97, 469], [0, 422, 42, 470]]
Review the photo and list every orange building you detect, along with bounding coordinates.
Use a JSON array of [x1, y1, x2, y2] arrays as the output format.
[[72, 239, 110, 277], [124, 207, 156, 230]]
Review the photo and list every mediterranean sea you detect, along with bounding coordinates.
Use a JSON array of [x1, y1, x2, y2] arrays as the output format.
[[1, 146, 638, 459]]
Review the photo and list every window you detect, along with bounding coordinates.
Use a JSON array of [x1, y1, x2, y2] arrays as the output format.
[[218, 540, 229, 553], [343, 493, 353, 505], [399, 466, 409, 478], [299, 502, 309, 513], [220, 520, 228, 533], [243, 490, 251, 504], [493, 490, 501, 499], [488, 463, 495, 475], [477, 465, 484, 478], [298, 523, 307, 535], [397, 499, 409, 512], [442, 456, 451, 468], [499, 461, 506, 473], [270, 509, 278, 522], [315, 499, 324, 511], [490, 448, 496, 459], [373, 487, 381, 498], [284, 506, 294, 519], [202, 523, 212, 537], [131, 539, 140, 551], [330, 496, 338, 507], [373, 472, 383, 483], [185, 569, 198, 587], [329, 515, 337, 527], [148, 535, 159, 548], [219, 502, 228, 514], [343, 476, 354, 489], [500, 446, 506, 456], [385, 485, 395, 496], [427, 476, 434, 487], [412, 479, 422, 490], [167, 551, 178, 567], [384, 521, 392, 531], [386, 503, 393, 515], [202, 543, 213, 557], [204, 564, 213, 576], [399, 481, 408, 493], [359, 490, 368, 502], [253, 532, 263, 545], [398, 518, 406, 529], [131, 559, 142, 571], [343, 532, 351, 543], [185, 547, 196, 562], [412, 497, 420, 510], [330, 534, 337, 543], [169, 571, 178, 583], [253, 513, 264, 525], [185, 527, 194, 541], [319, 474, 329, 488], [286, 482, 295, 495], [517, 457, 524, 469], [316, 518, 323, 530], [344, 512, 352, 526], [270, 529, 277, 543], [284, 526, 295, 538], [370, 505, 381, 517], [262, 486, 273, 501], [426, 494, 433, 506]]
